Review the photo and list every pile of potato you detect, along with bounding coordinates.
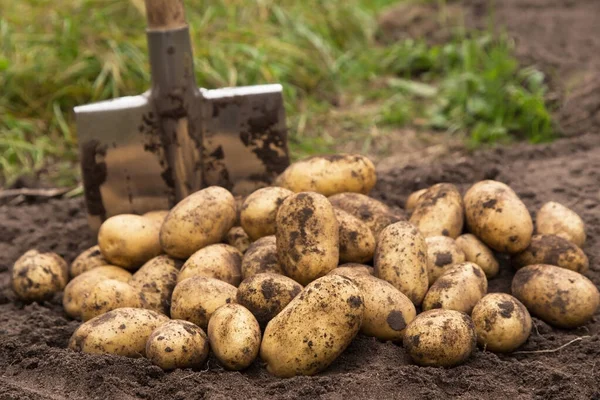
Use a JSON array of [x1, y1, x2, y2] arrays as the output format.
[[11, 154, 600, 376]]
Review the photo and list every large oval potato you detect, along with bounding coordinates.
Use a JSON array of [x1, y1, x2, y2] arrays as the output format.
[[260, 275, 364, 377], [512, 234, 589, 274], [129, 255, 181, 315], [146, 320, 209, 370], [536, 201, 586, 247], [241, 236, 283, 279], [160, 186, 237, 259], [178, 244, 242, 286], [81, 279, 142, 321], [70, 245, 107, 278], [11, 250, 68, 302], [275, 154, 376, 196], [374, 221, 429, 306], [335, 209, 376, 264], [455, 234, 499, 279], [225, 226, 251, 254], [425, 236, 466, 285], [276, 192, 339, 285], [240, 187, 293, 240], [328, 263, 374, 278], [409, 183, 464, 238], [405, 188, 427, 214], [512, 264, 600, 328], [464, 180, 533, 254]]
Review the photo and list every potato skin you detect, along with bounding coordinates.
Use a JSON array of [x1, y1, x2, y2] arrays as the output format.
[[403, 309, 476, 367], [241, 236, 283, 279], [129, 255, 181, 315], [471, 293, 531, 353], [536, 201, 586, 247], [512, 264, 600, 328], [143, 210, 170, 225], [240, 187, 293, 240], [328, 264, 374, 278], [409, 183, 464, 238], [81, 279, 142, 321], [146, 320, 209, 370], [208, 304, 262, 370], [70, 245, 107, 278], [405, 188, 427, 214], [455, 234, 499, 279], [225, 226, 251, 254], [160, 186, 237, 259], [276, 192, 339, 285], [335, 209, 376, 264], [69, 308, 169, 357], [260, 275, 364, 377], [512, 234, 589, 274], [464, 180, 533, 254], [374, 221, 429, 306], [11, 250, 68, 302], [425, 236, 466, 285], [178, 244, 242, 286]]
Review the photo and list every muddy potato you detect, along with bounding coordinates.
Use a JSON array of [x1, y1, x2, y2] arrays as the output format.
[[178, 244, 242, 286], [455, 234, 499, 279], [425, 236, 466, 285], [69, 308, 168, 357], [225, 226, 251, 254], [241, 236, 283, 279], [276, 192, 339, 285], [422, 262, 488, 314], [464, 180, 533, 254], [146, 320, 209, 370], [129, 255, 181, 315], [536, 201, 586, 247], [160, 186, 237, 259], [236, 273, 303, 326], [374, 221, 429, 306], [240, 187, 293, 240], [405, 188, 427, 214], [328, 263, 374, 278], [143, 210, 170, 225], [512, 234, 589, 274], [512, 264, 600, 328], [471, 293, 532, 353], [170, 277, 237, 330], [403, 309, 476, 367], [409, 183, 464, 238], [12, 250, 68, 302], [81, 279, 142, 321], [260, 275, 364, 377], [70, 245, 107, 278], [208, 304, 262, 370], [335, 209, 376, 264]]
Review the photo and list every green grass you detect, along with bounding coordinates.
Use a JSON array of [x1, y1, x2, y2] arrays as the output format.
[[0, 0, 555, 187]]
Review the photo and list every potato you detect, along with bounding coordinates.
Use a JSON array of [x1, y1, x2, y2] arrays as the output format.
[[374, 221, 429, 306], [129, 255, 181, 315], [208, 304, 261, 370], [170, 277, 237, 330], [241, 236, 283, 279], [409, 183, 464, 238], [11, 250, 68, 302], [464, 180, 533, 254], [422, 262, 487, 314], [536, 201, 586, 247], [160, 186, 237, 259], [405, 188, 427, 214], [260, 275, 364, 377], [403, 309, 476, 367], [425, 236, 466, 285], [471, 293, 531, 353], [236, 273, 303, 326], [70, 245, 107, 278], [276, 192, 339, 285], [69, 308, 168, 357], [178, 244, 242, 286], [146, 320, 209, 370], [275, 154, 376, 196], [143, 210, 169, 225], [81, 279, 142, 321], [329, 193, 404, 238], [512, 234, 589, 274], [333, 209, 376, 264], [225, 226, 251, 254], [512, 264, 600, 328], [240, 187, 293, 240], [328, 263, 374, 278], [455, 234, 499, 279]]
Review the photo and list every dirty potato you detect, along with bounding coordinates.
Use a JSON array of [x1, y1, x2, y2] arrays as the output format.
[[129, 255, 181, 315], [70, 245, 107, 278], [81, 279, 142, 321], [241, 236, 283, 279], [240, 187, 293, 240], [335, 208, 376, 264], [328, 263, 374, 278], [146, 320, 209, 370], [455, 234, 499, 279], [425, 236, 466, 285], [178, 244, 242, 286], [409, 183, 464, 238], [225, 226, 251, 254], [12, 250, 68, 302], [536, 201, 586, 247], [405, 188, 427, 214], [512, 234, 589, 273]]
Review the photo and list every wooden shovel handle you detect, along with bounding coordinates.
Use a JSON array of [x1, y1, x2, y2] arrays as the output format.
[[145, 0, 187, 30]]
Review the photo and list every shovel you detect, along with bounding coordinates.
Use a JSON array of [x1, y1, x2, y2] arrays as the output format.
[[74, 0, 289, 231]]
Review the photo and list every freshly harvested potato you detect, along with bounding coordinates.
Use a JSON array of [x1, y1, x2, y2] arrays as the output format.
[[536, 201, 586, 247], [405, 188, 427, 214], [275, 154, 376, 196], [70, 245, 107, 278], [236, 273, 303, 326], [143, 210, 169, 225], [422, 262, 488, 314], [69, 308, 168, 357], [471, 293, 532, 353], [455, 234, 499, 279], [328, 263, 374, 278], [178, 244, 242, 286], [81, 279, 142, 321], [374, 221, 429, 306], [11, 250, 68, 302], [512, 264, 600, 328], [403, 309, 476, 367], [170, 277, 237, 330], [409, 183, 464, 238], [98, 214, 162, 270], [335, 209, 376, 264], [276, 192, 339, 285], [464, 180, 533, 254], [129, 255, 181, 315], [146, 320, 209, 370], [425, 236, 466, 285], [160, 186, 237, 259], [208, 304, 262, 370], [241, 236, 283, 279], [225, 226, 251, 254], [512, 234, 589, 274], [260, 275, 364, 377], [240, 187, 293, 240]]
